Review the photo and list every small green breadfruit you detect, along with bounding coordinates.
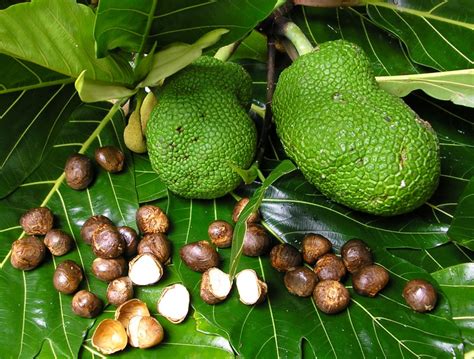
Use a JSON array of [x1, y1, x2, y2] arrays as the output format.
[[124, 109, 147, 154], [140, 91, 157, 135], [272, 40, 440, 216], [146, 56, 257, 199]]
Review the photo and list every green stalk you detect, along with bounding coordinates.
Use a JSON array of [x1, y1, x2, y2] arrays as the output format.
[[214, 40, 242, 62], [275, 17, 314, 56]]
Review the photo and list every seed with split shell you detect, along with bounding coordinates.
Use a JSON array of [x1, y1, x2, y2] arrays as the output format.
[[352, 264, 389, 297], [270, 243, 303, 272], [44, 229, 73, 256], [313, 280, 350, 314], [10, 236, 47, 271], [208, 220, 233, 248], [242, 223, 271, 257], [232, 197, 260, 223], [91, 223, 125, 259], [136, 205, 169, 234], [341, 239, 373, 274], [115, 299, 150, 329], [118, 226, 139, 257], [301, 233, 332, 265], [80, 215, 113, 245], [157, 284, 190, 323], [95, 146, 125, 173], [53, 260, 83, 294], [107, 277, 134, 307], [200, 268, 232, 305], [402, 279, 437, 313], [92, 319, 128, 355], [180, 241, 219, 272], [20, 207, 54, 235], [91, 257, 127, 282], [128, 253, 164, 286], [128, 316, 164, 349], [64, 153, 94, 190], [235, 269, 267, 305], [72, 290, 103, 318], [284, 267, 318, 297], [314, 253, 346, 282], [138, 233, 171, 264]]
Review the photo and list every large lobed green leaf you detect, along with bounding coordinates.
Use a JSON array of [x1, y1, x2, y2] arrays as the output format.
[[448, 177, 474, 251], [94, 0, 280, 57]]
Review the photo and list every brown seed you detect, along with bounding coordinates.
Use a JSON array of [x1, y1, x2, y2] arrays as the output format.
[[107, 277, 134, 307], [137, 233, 171, 264], [80, 215, 113, 245], [53, 260, 83, 294], [179, 241, 219, 272], [64, 153, 94, 190], [95, 146, 125, 173], [208, 220, 233, 248], [301, 233, 332, 265], [352, 264, 389, 297], [136, 205, 169, 234], [314, 253, 346, 282], [91, 223, 125, 259], [20, 207, 54, 235], [200, 267, 232, 305], [72, 290, 103, 318], [91, 257, 127, 282], [270, 243, 303, 272], [232, 197, 260, 223], [10, 236, 47, 270], [117, 226, 139, 257], [341, 239, 373, 274], [92, 319, 128, 355], [242, 223, 271, 257], [44, 229, 73, 256], [313, 280, 350, 314], [284, 267, 318, 297], [403, 279, 437, 313]]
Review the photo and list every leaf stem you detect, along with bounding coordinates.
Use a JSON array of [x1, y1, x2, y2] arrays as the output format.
[[214, 40, 242, 62], [257, 169, 266, 182], [274, 17, 314, 56]]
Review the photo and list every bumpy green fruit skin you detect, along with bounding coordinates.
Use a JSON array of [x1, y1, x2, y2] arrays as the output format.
[[272, 40, 440, 216], [147, 56, 257, 199]]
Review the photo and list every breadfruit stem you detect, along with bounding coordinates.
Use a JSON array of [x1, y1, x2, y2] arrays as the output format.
[[274, 17, 313, 56]]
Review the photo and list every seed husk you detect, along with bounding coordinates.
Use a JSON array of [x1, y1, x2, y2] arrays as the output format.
[[72, 290, 103, 318], [179, 241, 219, 272], [200, 268, 232, 305], [92, 319, 128, 355], [115, 299, 150, 330], [313, 280, 350, 314], [301, 233, 332, 265], [107, 277, 134, 307], [10, 236, 47, 271], [128, 253, 164, 286], [235, 269, 267, 305], [157, 284, 190, 323], [44, 229, 73, 256], [136, 205, 170, 234], [91, 257, 127, 282], [128, 315, 164, 349], [64, 153, 94, 190], [20, 207, 54, 235]]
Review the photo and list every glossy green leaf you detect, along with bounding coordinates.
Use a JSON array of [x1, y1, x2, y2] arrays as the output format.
[[432, 263, 474, 351], [448, 176, 474, 250], [293, 6, 424, 76], [0, 0, 134, 84], [134, 153, 168, 203], [230, 31, 268, 63], [0, 85, 82, 199], [0, 55, 71, 94], [376, 69, 474, 107], [94, 0, 279, 56], [0, 101, 137, 358], [363, 0, 474, 71]]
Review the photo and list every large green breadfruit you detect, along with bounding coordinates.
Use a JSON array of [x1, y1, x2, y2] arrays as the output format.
[[147, 56, 257, 199], [272, 40, 440, 216]]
